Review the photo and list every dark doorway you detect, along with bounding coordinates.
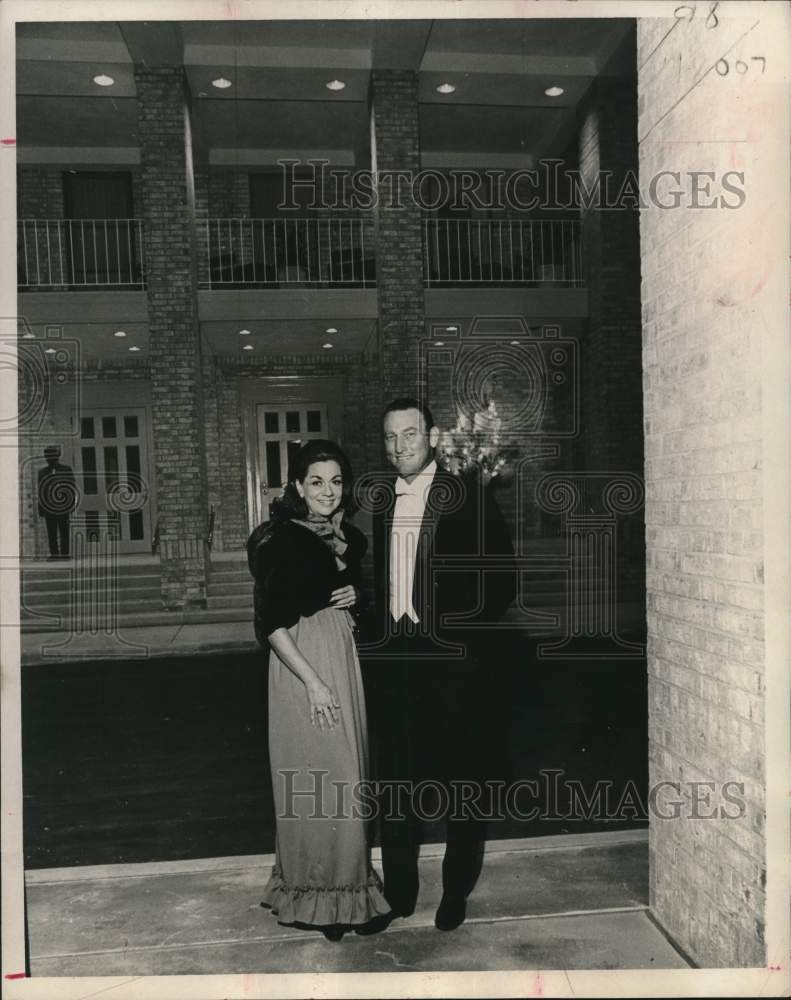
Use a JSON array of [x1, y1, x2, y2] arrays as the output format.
[[62, 171, 140, 286]]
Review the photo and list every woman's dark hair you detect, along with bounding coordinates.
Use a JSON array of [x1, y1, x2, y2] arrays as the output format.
[[270, 439, 358, 520]]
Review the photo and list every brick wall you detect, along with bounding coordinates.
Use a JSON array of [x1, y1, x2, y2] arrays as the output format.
[[372, 71, 425, 401], [17, 167, 64, 218], [577, 32, 645, 601], [18, 165, 141, 217], [638, 12, 775, 967], [135, 67, 208, 608]]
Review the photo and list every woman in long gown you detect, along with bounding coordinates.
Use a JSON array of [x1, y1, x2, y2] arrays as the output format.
[[246, 439, 390, 941]]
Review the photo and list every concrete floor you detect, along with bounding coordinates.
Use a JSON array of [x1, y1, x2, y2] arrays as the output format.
[[25, 830, 690, 975]]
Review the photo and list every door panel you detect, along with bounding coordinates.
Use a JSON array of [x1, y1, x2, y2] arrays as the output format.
[[255, 403, 327, 524], [73, 407, 152, 553]]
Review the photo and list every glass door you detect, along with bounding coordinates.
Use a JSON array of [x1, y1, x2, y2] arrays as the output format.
[[74, 407, 152, 553], [256, 403, 328, 523]]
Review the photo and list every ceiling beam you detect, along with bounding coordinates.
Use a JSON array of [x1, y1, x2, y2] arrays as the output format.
[[184, 44, 370, 70], [371, 21, 432, 71], [118, 22, 184, 68], [421, 51, 597, 77]]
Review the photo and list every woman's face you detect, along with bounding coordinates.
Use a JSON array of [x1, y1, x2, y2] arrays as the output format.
[[296, 460, 343, 517]]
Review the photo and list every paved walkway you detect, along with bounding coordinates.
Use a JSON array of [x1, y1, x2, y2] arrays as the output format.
[[21, 619, 260, 665], [25, 830, 690, 975]]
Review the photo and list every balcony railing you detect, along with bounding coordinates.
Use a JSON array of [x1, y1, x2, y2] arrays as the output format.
[[423, 218, 583, 287], [201, 217, 376, 289], [18, 219, 145, 289], [16, 216, 583, 292]]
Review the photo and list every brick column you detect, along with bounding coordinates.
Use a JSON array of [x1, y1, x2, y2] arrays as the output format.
[[135, 67, 208, 608], [638, 10, 781, 968], [578, 72, 643, 471], [577, 38, 645, 598], [371, 71, 425, 404], [194, 164, 210, 287]]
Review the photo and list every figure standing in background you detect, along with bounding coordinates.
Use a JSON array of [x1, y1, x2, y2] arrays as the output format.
[[37, 445, 78, 560]]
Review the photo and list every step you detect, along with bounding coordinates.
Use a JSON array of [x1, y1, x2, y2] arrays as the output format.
[[208, 567, 249, 583], [206, 594, 253, 610], [206, 580, 253, 598], [22, 561, 159, 577], [19, 598, 163, 620], [22, 579, 161, 596], [22, 582, 162, 601], [22, 581, 161, 604], [21, 606, 255, 634]]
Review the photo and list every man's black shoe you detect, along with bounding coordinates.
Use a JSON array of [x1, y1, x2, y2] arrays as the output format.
[[354, 912, 396, 936], [354, 900, 414, 936], [434, 894, 466, 931]]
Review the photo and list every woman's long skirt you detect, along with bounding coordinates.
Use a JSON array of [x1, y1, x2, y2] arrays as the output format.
[[261, 606, 390, 926]]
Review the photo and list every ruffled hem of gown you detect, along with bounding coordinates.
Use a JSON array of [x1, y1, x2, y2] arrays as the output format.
[[260, 864, 391, 927]]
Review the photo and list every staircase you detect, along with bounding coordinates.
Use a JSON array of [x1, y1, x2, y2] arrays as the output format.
[[20, 556, 256, 633], [205, 556, 254, 620], [20, 559, 165, 633]]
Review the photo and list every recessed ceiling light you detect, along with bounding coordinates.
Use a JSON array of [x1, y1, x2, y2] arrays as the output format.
[[113, 330, 126, 338], [212, 77, 232, 89], [238, 329, 251, 336], [21, 331, 36, 339], [436, 83, 456, 95], [510, 340, 520, 346], [545, 86, 564, 97], [93, 74, 114, 87], [242, 344, 254, 351], [198, 91, 207, 98], [325, 327, 338, 334], [44, 348, 56, 354], [128, 345, 141, 352], [325, 80, 346, 92], [322, 342, 334, 349], [445, 326, 457, 332], [434, 341, 445, 347]]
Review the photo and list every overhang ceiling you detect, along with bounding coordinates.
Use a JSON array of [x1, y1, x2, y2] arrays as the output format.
[[19, 314, 378, 359], [16, 17, 633, 166]]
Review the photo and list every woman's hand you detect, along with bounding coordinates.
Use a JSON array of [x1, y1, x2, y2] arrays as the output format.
[[306, 678, 341, 730], [330, 584, 357, 609]]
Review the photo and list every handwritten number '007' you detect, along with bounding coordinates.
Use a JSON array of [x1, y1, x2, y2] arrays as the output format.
[[716, 57, 767, 76]]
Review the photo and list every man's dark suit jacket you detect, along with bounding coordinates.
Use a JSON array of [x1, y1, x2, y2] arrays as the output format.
[[370, 467, 516, 654], [37, 462, 78, 517]]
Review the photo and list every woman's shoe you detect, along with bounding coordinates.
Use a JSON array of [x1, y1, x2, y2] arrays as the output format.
[[321, 924, 346, 942]]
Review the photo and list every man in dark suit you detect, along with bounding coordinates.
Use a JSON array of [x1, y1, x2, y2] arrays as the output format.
[[37, 445, 78, 560], [361, 397, 516, 933]]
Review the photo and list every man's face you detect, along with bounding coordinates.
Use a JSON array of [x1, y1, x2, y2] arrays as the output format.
[[383, 408, 439, 482]]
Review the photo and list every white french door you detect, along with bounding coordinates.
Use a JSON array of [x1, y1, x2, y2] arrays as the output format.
[[73, 407, 153, 553], [255, 403, 328, 523]]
